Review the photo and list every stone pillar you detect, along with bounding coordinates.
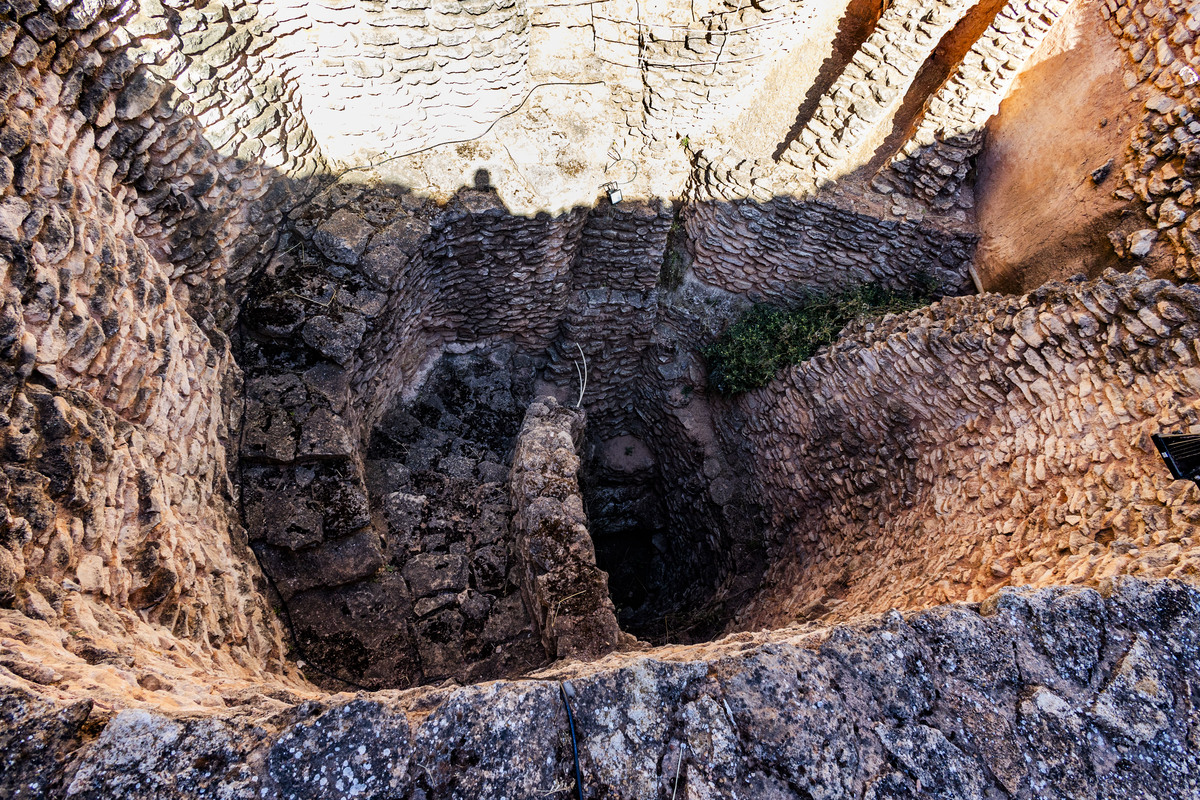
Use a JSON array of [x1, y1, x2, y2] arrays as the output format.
[[509, 396, 622, 660]]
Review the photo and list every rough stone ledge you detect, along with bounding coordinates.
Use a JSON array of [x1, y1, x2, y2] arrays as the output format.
[[4, 576, 1198, 799]]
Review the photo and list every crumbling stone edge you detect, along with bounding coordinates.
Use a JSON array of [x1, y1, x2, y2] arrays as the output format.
[[2, 575, 1196, 799]]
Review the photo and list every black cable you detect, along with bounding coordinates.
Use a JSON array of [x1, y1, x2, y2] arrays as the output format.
[[560, 681, 585, 800]]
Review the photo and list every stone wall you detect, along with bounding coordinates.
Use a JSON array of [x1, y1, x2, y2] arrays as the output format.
[[1102, 0, 1200, 280], [685, 196, 977, 299], [592, 0, 819, 155], [686, 0, 1077, 285], [541, 199, 671, 438], [509, 395, 621, 660], [777, 0, 981, 189], [873, 0, 1074, 215], [6, 577, 1199, 800], [267, 0, 531, 165], [10, 3, 1200, 793], [123, 0, 327, 180], [236, 185, 691, 682], [729, 269, 1200, 629], [0, 0, 292, 688]]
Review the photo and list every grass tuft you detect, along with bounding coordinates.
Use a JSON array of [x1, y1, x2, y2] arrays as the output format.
[[702, 280, 938, 395]]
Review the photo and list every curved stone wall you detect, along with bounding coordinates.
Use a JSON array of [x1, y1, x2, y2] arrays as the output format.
[[6, 0, 1200, 794], [0, 0, 292, 686], [730, 269, 1200, 629]]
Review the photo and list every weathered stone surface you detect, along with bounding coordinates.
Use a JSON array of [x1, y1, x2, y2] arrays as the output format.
[[1, 578, 1197, 799], [6, 4, 1200, 799], [732, 269, 1200, 631], [313, 211, 373, 266], [1129, 228, 1158, 257], [510, 396, 622, 661], [256, 530, 385, 599]]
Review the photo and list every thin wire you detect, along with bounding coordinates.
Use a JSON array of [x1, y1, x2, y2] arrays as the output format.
[[670, 743, 687, 800], [560, 684, 585, 800], [604, 155, 638, 188], [591, 12, 808, 33], [591, 50, 776, 69], [574, 343, 588, 408], [300, 79, 605, 208]]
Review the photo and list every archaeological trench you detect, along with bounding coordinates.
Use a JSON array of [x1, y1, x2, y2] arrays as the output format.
[[9, 0, 1200, 797]]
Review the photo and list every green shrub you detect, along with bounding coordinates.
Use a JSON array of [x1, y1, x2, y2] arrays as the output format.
[[702, 281, 937, 395]]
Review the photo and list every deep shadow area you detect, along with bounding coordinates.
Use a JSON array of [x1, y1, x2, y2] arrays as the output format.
[[581, 459, 740, 644], [580, 444, 674, 638], [228, 134, 981, 688], [357, 348, 549, 687]]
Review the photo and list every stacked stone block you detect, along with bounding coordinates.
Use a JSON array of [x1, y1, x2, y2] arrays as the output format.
[[731, 270, 1200, 630], [122, 0, 327, 180], [0, 0, 292, 687], [1102, 0, 1200, 279], [265, 0, 531, 164], [874, 0, 1072, 214], [509, 395, 621, 660], [777, 0, 980, 190], [685, 196, 977, 299], [542, 199, 671, 438], [592, 0, 813, 157]]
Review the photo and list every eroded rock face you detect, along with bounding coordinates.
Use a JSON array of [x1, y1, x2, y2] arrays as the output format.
[[3, 578, 1198, 799], [510, 396, 622, 661]]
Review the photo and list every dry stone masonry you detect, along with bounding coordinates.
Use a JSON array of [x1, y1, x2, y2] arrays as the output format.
[[729, 269, 1200, 630], [874, 0, 1074, 214], [509, 395, 622, 661], [5, 0, 1200, 796]]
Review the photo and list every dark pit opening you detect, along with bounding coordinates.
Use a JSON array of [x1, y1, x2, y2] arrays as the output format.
[[579, 428, 759, 646], [276, 340, 759, 690], [580, 437, 673, 635]]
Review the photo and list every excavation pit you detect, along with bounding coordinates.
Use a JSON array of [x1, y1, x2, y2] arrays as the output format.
[[267, 346, 751, 689]]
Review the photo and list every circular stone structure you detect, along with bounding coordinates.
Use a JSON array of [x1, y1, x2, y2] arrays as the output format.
[[2, 0, 1200, 797]]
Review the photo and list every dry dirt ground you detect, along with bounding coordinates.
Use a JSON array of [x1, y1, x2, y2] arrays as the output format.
[[974, 0, 1162, 292]]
